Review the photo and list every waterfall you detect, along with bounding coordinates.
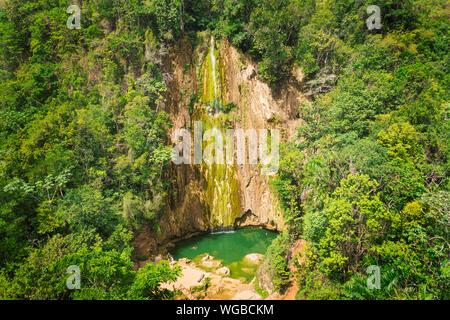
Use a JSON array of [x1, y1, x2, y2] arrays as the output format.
[[210, 36, 219, 112], [199, 36, 240, 230], [203, 117, 240, 229]]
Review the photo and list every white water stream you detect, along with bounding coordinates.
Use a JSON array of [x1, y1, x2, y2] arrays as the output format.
[[210, 36, 218, 112]]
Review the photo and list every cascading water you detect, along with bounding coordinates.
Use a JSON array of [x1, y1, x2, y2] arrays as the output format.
[[203, 117, 240, 230], [210, 36, 219, 113], [198, 36, 240, 231]]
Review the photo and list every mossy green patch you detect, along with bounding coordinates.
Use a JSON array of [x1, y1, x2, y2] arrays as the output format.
[[228, 258, 261, 283], [191, 37, 241, 230]]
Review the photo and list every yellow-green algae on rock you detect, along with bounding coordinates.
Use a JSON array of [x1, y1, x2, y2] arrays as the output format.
[[195, 36, 241, 229]]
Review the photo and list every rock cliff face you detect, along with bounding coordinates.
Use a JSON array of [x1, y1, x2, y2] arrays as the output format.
[[133, 36, 308, 256]]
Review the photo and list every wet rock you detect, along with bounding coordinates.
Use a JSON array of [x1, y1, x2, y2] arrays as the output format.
[[216, 267, 230, 276], [202, 254, 213, 261]]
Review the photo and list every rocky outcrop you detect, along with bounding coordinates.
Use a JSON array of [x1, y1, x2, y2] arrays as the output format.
[[157, 38, 208, 245], [220, 40, 306, 231], [161, 259, 262, 300], [216, 266, 231, 276], [255, 257, 275, 295], [201, 254, 222, 269]]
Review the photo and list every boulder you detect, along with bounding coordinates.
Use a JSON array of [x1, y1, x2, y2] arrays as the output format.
[[201, 254, 222, 268], [202, 254, 213, 261], [216, 267, 231, 276]]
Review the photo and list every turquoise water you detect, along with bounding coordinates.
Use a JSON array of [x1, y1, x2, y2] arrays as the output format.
[[170, 228, 278, 282]]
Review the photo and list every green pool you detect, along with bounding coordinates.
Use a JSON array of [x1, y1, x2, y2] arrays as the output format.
[[170, 228, 278, 282]]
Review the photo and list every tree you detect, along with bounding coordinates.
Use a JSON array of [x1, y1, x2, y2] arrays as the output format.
[[128, 260, 181, 299], [313, 174, 389, 278], [248, 0, 304, 85]]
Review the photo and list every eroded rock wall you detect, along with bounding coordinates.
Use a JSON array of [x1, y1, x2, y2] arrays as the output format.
[[133, 36, 308, 257], [219, 40, 307, 230]]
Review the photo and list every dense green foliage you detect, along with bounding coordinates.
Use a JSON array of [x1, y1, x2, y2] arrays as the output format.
[[0, 0, 448, 300], [261, 231, 291, 292], [270, 0, 449, 300], [0, 0, 180, 299]]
